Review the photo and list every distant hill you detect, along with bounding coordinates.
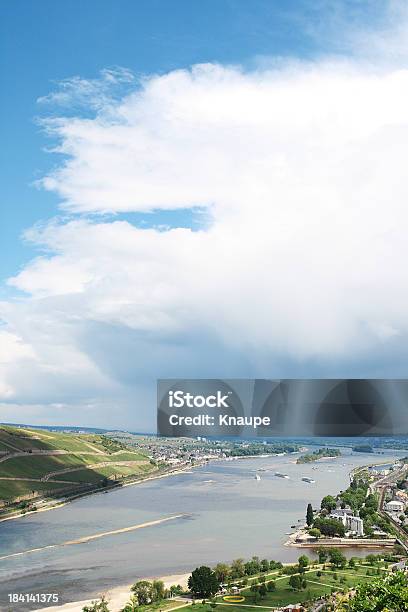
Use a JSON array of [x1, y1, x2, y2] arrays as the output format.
[[0, 425, 156, 512]]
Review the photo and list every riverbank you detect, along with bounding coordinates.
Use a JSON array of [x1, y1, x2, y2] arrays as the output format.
[[285, 526, 396, 549], [0, 451, 291, 524], [0, 464, 195, 524], [35, 573, 191, 612]]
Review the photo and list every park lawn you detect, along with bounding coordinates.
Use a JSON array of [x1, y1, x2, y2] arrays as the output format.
[[130, 599, 189, 612], [231, 568, 382, 608], [238, 575, 333, 607]]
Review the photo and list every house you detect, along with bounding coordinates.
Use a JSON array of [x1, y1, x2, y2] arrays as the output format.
[[330, 511, 364, 536], [385, 500, 405, 513], [392, 560, 407, 572]]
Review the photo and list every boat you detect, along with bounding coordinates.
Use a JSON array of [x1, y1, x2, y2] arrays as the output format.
[[301, 477, 316, 484], [255, 474, 261, 480], [274, 472, 290, 479]]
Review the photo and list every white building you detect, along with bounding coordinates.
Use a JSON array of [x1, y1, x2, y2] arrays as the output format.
[[331, 511, 364, 536], [385, 500, 405, 513]]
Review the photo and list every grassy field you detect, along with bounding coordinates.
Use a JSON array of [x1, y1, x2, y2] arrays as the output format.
[[181, 563, 391, 611], [0, 425, 157, 505]]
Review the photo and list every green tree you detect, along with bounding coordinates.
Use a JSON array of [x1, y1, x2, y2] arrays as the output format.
[[309, 527, 321, 539], [328, 548, 347, 568], [317, 547, 328, 564], [131, 581, 152, 605], [260, 558, 269, 573], [230, 558, 245, 578], [313, 517, 345, 537], [306, 503, 314, 527], [339, 571, 408, 611], [151, 580, 165, 602], [121, 595, 139, 612], [267, 581, 276, 592], [289, 575, 302, 591], [82, 597, 110, 612], [298, 555, 309, 574], [321, 495, 337, 512], [259, 584, 267, 598], [214, 563, 230, 583], [188, 566, 220, 598], [169, 585, 183, 597]]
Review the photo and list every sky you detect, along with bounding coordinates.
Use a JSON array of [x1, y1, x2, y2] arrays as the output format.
[[1, 0, 408, 430]]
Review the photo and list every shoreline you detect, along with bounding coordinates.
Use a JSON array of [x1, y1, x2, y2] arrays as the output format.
[[0, 464, 195, 524], [13, 452, 403, 611], [35, 573, 192, 612], [284, 526, 397, 549], [0, 451, 289, 524]]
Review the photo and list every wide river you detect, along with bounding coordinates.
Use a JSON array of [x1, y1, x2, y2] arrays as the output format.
[[0, 448, 405, 610]]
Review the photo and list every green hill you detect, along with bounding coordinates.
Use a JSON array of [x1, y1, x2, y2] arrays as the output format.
[[0, 425, 156, 512]]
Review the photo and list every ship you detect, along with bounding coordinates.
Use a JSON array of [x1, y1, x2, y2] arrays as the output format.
[[301, 476, 316, 484], [255, 473, 261, 481], [274, 472, 290, 479]]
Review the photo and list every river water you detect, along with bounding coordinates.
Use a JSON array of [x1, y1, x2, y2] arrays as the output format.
[[0, 448, 404, 610]]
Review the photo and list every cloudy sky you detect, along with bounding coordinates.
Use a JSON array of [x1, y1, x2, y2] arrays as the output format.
[[1, 0, 408, 430]]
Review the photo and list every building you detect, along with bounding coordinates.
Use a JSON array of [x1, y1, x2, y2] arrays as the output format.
[[385, 500, 405, 513], [330, 511, 364, 536], [332, 507, 353, 517]]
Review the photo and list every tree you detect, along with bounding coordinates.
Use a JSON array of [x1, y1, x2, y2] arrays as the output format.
[[131, 581, 153, 605], [214, 563, 230, 583], [365, 554, 377, 566], [122, 595, 139, 612], [289, 575, 302, 591], [188, 566, 220, 598], [328, 548, 347, 568], [261, 558, 269, 573], [267, 581, 276, 592], [306, 503, 314, 527], [151, 580, 165, 602], [230, 558, 245, 578], [309, 528, 321, 539], [313, 517, 345, 537], [321, 495, 337, 512], [298, 555, 309, 573], [259, 584, 267, 598], [317, 547, 328, 564], [338, 571, 408, 611], [82, 597, 110, 612], [169, 585, 183, 597]]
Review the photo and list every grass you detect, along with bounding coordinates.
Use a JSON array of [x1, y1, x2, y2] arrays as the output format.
[[0, 426, 156, 505], [0, 480, 82, 501], [179, 564, 392, 611]]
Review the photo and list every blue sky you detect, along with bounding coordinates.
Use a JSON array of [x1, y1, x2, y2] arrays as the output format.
[[0, 0, 387, 283], [1, 1, 408, 429]]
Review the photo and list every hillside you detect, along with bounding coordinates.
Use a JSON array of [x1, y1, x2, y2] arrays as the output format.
[[0, 425, 156, 512]]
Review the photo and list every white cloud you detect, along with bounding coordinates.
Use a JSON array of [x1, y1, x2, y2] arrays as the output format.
[[3, 28, 408, 426]]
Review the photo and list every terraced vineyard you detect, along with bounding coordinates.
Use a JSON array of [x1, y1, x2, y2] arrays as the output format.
[[0, 425, 157, 510]]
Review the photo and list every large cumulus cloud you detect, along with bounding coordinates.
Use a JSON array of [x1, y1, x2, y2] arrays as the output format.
[[2, 44, 408, 427]]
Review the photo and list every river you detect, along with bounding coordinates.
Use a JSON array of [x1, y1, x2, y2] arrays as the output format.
[[0, 447, 404, 610]]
